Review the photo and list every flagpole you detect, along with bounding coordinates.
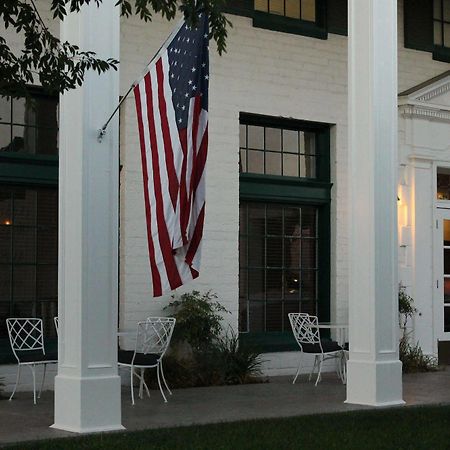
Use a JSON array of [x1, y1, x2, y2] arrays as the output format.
[[98, 17, 185, 142]]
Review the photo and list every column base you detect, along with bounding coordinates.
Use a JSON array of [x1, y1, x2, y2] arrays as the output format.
[[52, 374, 124, 433], [345, 359, 405, 406]]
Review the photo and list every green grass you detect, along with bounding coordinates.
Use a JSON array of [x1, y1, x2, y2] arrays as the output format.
[[6, 406, 450, 450]]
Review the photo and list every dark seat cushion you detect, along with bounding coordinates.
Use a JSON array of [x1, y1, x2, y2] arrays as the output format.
[[16, 350, 57, 363], [118, 349, 160, 366], [301, 340, 342, 354]]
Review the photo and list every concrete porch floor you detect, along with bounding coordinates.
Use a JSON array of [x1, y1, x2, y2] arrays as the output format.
[[1, 369, 450, 446]]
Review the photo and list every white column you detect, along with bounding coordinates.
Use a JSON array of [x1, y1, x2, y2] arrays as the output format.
[[346, 0, 404, 406], [52, 0, 123, 432]]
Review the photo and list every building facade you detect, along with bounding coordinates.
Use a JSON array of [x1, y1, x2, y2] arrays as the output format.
[[0, 0, 449, 387]]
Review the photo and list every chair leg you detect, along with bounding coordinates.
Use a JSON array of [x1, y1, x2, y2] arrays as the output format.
[[130, 367, 135, 405], [160, 360, 172, 395], [292, 354, 303, 385], [315, 355, 323, 387], [157, 364, 167, 403], [139, 368, 144, 399], [9, 365, 21, 401], [30, 365, 37, 404], [309, 355, 318, 381], [39, 364, 47, 399]]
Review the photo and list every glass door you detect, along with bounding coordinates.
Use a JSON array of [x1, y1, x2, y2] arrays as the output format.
[[435, 209, 450, 340]]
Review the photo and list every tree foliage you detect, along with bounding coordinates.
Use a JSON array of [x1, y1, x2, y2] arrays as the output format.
[[0, 0, 231, 98]]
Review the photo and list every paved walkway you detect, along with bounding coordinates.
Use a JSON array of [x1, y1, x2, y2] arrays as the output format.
[[1, 369, 450, 446]]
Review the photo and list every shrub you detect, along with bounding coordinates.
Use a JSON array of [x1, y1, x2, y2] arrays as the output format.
[[144, 291, 265, 389], [164, 290, 229, 353], [397, 284, 437, 373]]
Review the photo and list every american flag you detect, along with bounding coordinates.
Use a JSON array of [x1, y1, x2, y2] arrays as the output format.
[[134, 14, 209, 297]]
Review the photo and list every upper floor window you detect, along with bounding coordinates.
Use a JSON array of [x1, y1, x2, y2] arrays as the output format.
[[0, 92, 58, 157], [254, 0, 316, 22], [239, 123, 317, 178], [434, 0, 450, 48]]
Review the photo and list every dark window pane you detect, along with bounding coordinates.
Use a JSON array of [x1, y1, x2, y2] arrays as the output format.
[[266, 237, 283, 267], [37, 189, 58, 227], [0, 227, 11, 261], [0, 124, 12, 151], [301, 207, 317, 237], [283, 153, 299, 177], [37, 127, 58, 155], [0, 96, 11, 123], [266, 302, 282, 331], [239, 124, 246, 148], [435, 21, 443, 45], [248, 204, 265, 235], [266, 205, 282, 235], [239, 203, 247, 234], [301, 270, 316, 300], [301, 0, 316, 21], [249, 301, 265, 332], [301, 238, 317, 269], [13, 265, 36, 302], [0, 189, 12, 225], [286, 0, 300, 18], [240, 149, 247, 173], [266, 152, 281, 175], [247, 150, 264, 174], [12, 98, 27, 125], [37, 229, 58, 264], [255, 0, 268, 12], [248, 235, 265, 266], [14, 189, 36, 226], [13, 227, 36, 263], [445, 250, 450, 275], [444, 0, 450, 21], [13, 125, 35, 154], [248, 269, 265, 300], [239, 269, 248, 299], [445, 306, 450, 332], [284, 207, 301, 237], [266, 127, 281, 151], [266, 269, 283, 299], [444, 278, 450, 304], [285, 270, 301, 295], [283, 129, 298, 153], [285, 238, 301, 269], [434, 0, 442, 19], [239, 299, 248, 332], [37, 300, 58, 338], [444, 23, 450, 47], [12, 301, 35, 318], [269, 0, 283, 15], [37, 265, 57, 300], [0, 266, 11, 301], [247, 125, 264, 150]]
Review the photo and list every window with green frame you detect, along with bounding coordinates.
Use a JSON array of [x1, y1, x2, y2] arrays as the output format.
[[223, 0, 348, 38], [0, 89, 58, 363], [239, 113, 331, 352]]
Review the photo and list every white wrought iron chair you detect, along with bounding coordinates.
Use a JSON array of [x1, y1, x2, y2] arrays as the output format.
[[288, 313, 344, 386], [6, 318, 58, 404], [118, 317, 176, 405]]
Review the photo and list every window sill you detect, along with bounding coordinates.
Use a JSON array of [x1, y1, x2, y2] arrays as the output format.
[[253, 11, 327, 40]]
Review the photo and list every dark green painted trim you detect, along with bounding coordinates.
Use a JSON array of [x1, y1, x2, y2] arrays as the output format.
[[240, 174, 332, 204], [0, 154, 58, 186], [433, 47, 450, 63], [253, 11, 327, 40], [317, 204, 331, 322], [223, 0, 253, 18], [240, 331, 298, 353], [240, 112, 330, 132]]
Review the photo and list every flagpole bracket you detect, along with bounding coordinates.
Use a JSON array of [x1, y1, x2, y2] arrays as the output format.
[[98, 126, 107, 143]]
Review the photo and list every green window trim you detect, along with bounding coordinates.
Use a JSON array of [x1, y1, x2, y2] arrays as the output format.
[[223, 0, 348, 38], [0, 154, 58, 186], [252, 10, 327, 40]]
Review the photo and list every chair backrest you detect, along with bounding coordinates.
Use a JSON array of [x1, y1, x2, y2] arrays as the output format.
[[54, 316, 59, 336], [288, 313, 322, 350], [134, 317, 176, 357], [6, 318, 45, 361]]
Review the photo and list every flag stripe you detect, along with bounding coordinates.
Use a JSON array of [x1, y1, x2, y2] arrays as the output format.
[[134, 83, 163, 296]]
